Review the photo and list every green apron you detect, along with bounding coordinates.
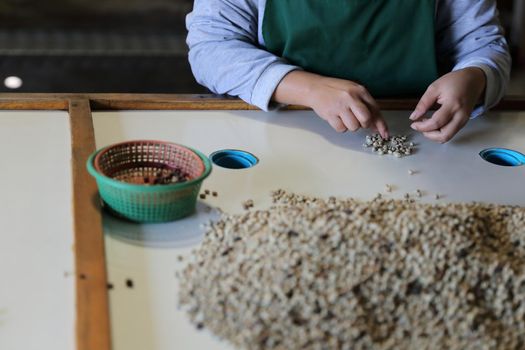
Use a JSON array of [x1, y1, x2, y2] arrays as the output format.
[[262, 0, 438, 97]]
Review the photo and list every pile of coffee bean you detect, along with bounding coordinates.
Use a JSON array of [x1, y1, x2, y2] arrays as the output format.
[[179, 191, 525, 350], [145, 167, 190, 185], [364, 133, 414, 157], [113, 166, 191, 185]]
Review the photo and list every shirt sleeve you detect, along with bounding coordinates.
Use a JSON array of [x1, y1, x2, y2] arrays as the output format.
[[436, 0, 511, 118], [186, 0, 301, 111]]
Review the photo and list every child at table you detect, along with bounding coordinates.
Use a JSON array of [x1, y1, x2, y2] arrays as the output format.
[[186, 0, 510, 143]]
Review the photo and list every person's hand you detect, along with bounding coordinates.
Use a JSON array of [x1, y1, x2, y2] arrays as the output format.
[[307, 76, 389, 138], [409, 67, 487, 143], [273, 71, 389, 138]]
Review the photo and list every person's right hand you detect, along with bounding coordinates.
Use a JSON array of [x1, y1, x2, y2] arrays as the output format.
[[273, 71, 389, 138]]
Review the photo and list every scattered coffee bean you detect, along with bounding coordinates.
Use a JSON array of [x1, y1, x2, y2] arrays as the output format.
[[212, 191, 218, 197], [199, 194, 206, 200], [242, 199, 254, 210], [126, 279, 134, 288]]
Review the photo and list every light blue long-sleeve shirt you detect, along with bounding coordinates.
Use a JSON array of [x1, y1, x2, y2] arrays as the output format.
[[186, 0, 511, 116]]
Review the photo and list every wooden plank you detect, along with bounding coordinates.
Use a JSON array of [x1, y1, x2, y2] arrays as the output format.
[[89, 94, 259, 111], [87, 94, 525, 111], [0, 93, 83, 110], [0, 93, 524, 111], [69, 99, 111, 350], [0, 98, 69, 110], [87, 95, 424, 111]]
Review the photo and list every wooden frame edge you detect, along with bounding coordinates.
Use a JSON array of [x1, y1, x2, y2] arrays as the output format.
[[69, 99, 112, 350], [0, 93, 524, 111]]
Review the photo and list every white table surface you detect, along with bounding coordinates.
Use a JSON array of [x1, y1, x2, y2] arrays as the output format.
[[93, 109, 525, 350], [0, 111, 75, 350]]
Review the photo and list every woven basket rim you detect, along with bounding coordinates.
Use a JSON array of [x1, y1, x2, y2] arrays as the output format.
[[87, 142, 212, 193], [93, 139, 205, 181]]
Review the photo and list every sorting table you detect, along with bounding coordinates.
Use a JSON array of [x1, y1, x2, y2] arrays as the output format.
[[1, 94, 524, 350]]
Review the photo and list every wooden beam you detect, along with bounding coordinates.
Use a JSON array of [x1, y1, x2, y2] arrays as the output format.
[[0, 98, 69, 110], [89, 94, 258, 111], [0, 93, 523, 111], [69, 99, 111, 350], [86, 95, 525, 111]]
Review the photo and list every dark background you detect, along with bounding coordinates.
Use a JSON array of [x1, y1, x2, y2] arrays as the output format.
[[0, 0, 523, 94]]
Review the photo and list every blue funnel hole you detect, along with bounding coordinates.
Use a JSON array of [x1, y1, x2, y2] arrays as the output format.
[[210, 149, 258, 169], [479, 148, 525, 167]]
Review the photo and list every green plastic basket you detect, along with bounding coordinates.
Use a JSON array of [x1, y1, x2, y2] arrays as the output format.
[[86, 140, 212, 223]]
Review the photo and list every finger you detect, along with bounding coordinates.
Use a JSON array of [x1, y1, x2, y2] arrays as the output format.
[[339, 109, 361, 132], [348, 99, 373, 128], [373, 117, 389, 139], [411, 105, 453, 132], [410, 84, 439, 121], [422, 112, 469, 143], [327, 117, 347, 133], [360, 90, 388, 138], [360, 89, 383, 120]]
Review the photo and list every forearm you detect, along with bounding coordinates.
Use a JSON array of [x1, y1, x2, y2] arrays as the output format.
[[437, 0, 511, 113], [188, 40, 298, 109], [457, 67, 487, 105], [186, 0, 300, 111], [453, 55, 510, 114], [272, 70, 322, 108]]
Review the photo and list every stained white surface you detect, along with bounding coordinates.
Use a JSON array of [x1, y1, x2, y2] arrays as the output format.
[[0, 111, 75, 350], [93, 110, 525, 350]]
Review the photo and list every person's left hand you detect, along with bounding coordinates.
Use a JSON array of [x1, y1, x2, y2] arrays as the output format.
[[409, 67, 487, 143]]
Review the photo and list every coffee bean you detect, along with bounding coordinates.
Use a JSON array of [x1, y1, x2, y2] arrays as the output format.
[[179, 191, 525, 349]]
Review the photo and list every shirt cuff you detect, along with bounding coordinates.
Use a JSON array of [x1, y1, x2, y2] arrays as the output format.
[[250, 62, 301, 112], [453, 61, 498, 119]]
